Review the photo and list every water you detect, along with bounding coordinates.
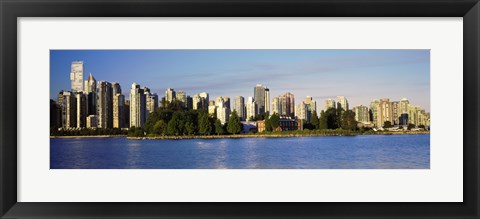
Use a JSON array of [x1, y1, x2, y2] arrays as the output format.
[[50, 134, 430, 169]]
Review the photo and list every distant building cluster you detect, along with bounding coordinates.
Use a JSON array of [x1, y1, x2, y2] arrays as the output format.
[[50, 61, 430, 131]]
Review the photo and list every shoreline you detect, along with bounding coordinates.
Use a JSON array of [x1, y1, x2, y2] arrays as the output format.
[[129, 131, 429, 140], [50, 135, 126, 139], [50, 131, 429, 140]]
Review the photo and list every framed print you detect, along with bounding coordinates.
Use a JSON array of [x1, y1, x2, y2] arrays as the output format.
[[1, 0, 479, 218]]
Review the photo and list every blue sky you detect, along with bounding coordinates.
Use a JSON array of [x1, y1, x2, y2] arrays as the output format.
[[50, 50, 430, 112]]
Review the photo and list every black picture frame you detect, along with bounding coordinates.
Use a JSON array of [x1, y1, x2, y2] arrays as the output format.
[[1, 0, 479, 218]]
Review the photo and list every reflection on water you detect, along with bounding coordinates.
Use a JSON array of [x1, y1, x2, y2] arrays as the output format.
[[50, 135, 430, 169], [127, 141, 142, 168]]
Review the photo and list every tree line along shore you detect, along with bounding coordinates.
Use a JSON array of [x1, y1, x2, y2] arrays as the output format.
[[51, 100, 429, 139], [50, 129, 430, 139]]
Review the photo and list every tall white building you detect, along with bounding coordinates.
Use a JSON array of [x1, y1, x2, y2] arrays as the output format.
[[214, 97, 229, 124], [193, 93, 202, 110], [176, 91, 187, 106], [246, 97, 256, 121], [377, 98, 393, 127], [295, 102, 308, 121], [199, 92, 209, 103], [325, 98, 336, 111], [233, 96, 245, 121], [145, 88, 158, 117], [353, 105, 369, 123], [70, 61, 84, 92], [165, 88, 176, 103], [130, 83, 146, 128], [271, 96, 281, 115], [336, 96, 349, 111], [399, 98, 409, 114]]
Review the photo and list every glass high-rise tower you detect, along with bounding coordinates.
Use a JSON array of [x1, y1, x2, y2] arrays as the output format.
[[70, 61, 84, 92]]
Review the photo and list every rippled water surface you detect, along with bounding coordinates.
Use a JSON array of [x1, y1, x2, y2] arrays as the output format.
[[50, 134, 430, 169]]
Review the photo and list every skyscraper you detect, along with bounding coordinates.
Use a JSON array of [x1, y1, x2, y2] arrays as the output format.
[[186, 96, 193, 110], [165, 88, 176, 103], [124, 99, 130, 128], [282, 92, 295, 118], [59, 91, 77, 128], [377, 98, 393, 127], [233, 96, 245, 121], [70, 61, 84, 92], [50, 99, 61, 129], [295, 102, 308, 121], [221, 96, 230, 110], [146, 93, 158, 115], [305, 96, 317, 119], [325, 98, 336, 111], [305, 96, 316, 112], [271, 96, 281, 115], [97, 81, 113, 128], [112, 82, 122, 97], [254, 84, 266, 115], [246, 97, 256, 121], [353, 105, 369, 123], [84, 73, 97, 116], [176, 91, 187, 107], [399, 98, 410, 114], [113, 93, 125, 128], [399, 98, 410, 125], [264, 88, 270, 115], [75, 92, 87, 128], [391, 101, 400, 125], [144, 88, 158, 117], [369, 99, 380, 126], [193, 93, 203, 110], [199, 92, 209, 104], [130, 83, 147, 128], [215, 97, 230, 125], [336, 96, 349, 111], [208, 100, 217, 116]]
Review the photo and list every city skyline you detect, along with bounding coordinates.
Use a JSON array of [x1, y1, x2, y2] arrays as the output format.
[[50, 50, 430, 111]]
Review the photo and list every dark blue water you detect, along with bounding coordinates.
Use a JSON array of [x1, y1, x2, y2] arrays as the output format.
[[50, 134, 430, 169]]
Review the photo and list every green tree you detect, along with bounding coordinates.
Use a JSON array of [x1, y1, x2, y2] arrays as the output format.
[[198, 112, 212, 135], [128, 126, 144, 137], [214, 119, 224, 135], [310, 110, 319, 129], [227, 110, 242, 134], [325, 108, 341, 129], [143, 110, 161, 134], [407, 123, 416, 130], [383, 121, 393, 128], [319, 110, 328, 130], [265, 117, 272, 132], [341, 110, 357, 130], [152, 120, 167, 135], [167, 114, 180, 135], [269, 113, 280, 131], [185, 121, 196, 135]]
